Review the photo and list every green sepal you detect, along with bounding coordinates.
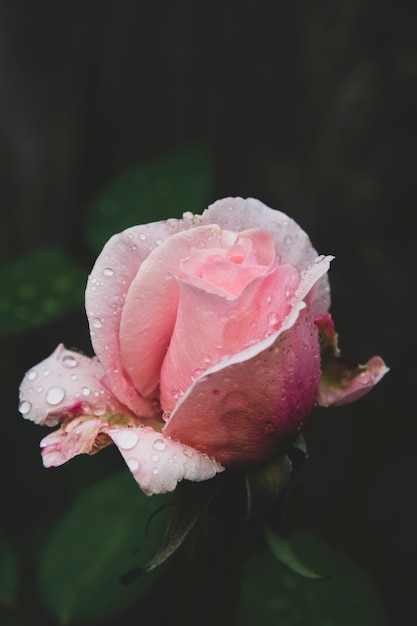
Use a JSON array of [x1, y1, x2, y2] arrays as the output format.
[[244, 454, 292, 521], [121, 475, 221, 584], [264, 525, 327, 579]]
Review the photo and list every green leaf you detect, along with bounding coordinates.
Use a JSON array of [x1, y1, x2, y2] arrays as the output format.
[[264, 526, 325, 579], [0, 247, 85, 333], [0, 530, 18, 607], [39, 471, 171, 624], [85, 145, 212, 252], [240, 530, 387, 626]]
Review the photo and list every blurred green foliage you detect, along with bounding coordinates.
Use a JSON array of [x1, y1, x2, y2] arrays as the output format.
[[239, 529, 387, 626], [39, 471, 171, 624], [85, 145, 212, 252], [0, 530, 18, 608], [0, 248, 85, 333]]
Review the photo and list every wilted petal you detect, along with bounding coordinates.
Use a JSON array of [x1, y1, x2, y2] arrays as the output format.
[[40, 417, 112, 467], [316, 314, 389, 406], [108, 427, 224, 495]]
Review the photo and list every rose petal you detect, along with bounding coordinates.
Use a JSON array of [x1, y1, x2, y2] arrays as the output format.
[[86, 219, 189, 416], [18, 344, 130, 426], [119, 225, 239, 399], [164, 305, 320, 466], [316, 314, 389, 406], [40, 417, 111, 466], [160, 263, 301, 411], [108, 427, 224, 495], [202, 197, 331, 316]]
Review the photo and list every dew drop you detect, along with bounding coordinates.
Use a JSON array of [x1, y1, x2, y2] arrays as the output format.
[[152, 468, 159, 475], [191, 368, 205, 381], [266, 293, 273, 304], [162, 411, 171, 422], [127, 458, 139, 472], [183, 447, 193, 458], [264, 421, 274, 434], [70, 374, 78, 381], [203, 353, 211, 364], [62, 355, 78, 368], [46, 386, 65, 405], [36, 386, 44, 393], [268, 311, 279, 327], [93, 405, 106, 416], [42, 369, 50, 377], [139, 233, 146, 241], [284, 235, 292, 245], [114, 430, 139, 449], [153, 438, 166, 451], [27, 370, 37, 381], [19, 400, 31, 415], [92, 317, 103, 329], [151, 454, 159, 462], [155, 238, 162, 245], [103, 268, 114, 277], [81, 387, 90, 396]]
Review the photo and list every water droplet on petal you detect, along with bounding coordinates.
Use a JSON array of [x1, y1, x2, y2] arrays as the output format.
[[284, 235, 292, 245], [46, 386, 65, 405], [191, 368, 205, 381], [127, 458, 139, 472], [92, 317, 103, 328], [36, 386, 44, 393], [152, 468, 159, 475], [264, 421, 274, 434], [203, 353, 211, 364], [139, 233, 146, 241], [42, 369, 50, 377], [266, 293, 273, 304], [70, 374, 78, 381], [153, 438, 166, 451], [151, 454, 159, 462], [81, 387, 90, 396], [27, 370, 37, 381], [114, 430, 139, 450], [19, 400, 31, 415], [62, 355, 78, 368], [103, 268, 114, 277], [183, 447, 193, 458], [268, 311, 280, 327]]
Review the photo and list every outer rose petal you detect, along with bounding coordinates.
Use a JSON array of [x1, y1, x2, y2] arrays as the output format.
[[202, 197, 331, 316], [164, 305, 321, 466], [18, 344, 131, 426], [41, 419, 223, 496], [316, 314, 389, 406], [86, 217, 194, 416], [108, 427, 224, 495]]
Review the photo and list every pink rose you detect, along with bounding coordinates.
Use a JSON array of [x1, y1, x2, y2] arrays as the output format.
[[18, 198, 388, 495]]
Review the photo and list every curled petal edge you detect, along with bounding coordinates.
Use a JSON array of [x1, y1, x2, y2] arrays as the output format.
[[316, 314, 389, 407]]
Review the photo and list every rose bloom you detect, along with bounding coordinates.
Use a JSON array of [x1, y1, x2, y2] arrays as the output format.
[[19, 198, 388, 495]]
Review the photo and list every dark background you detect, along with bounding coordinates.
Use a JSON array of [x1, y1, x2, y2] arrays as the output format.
[[1, 1, 415, 624]]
